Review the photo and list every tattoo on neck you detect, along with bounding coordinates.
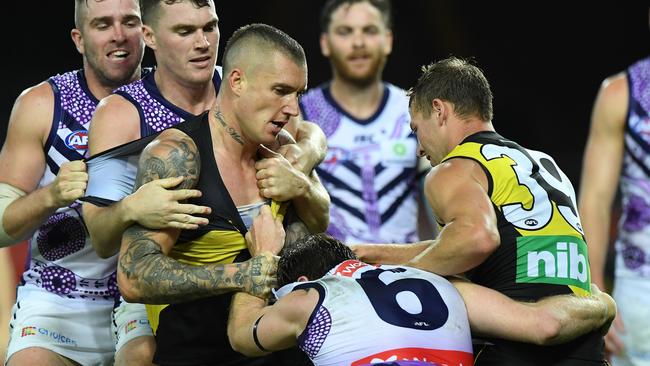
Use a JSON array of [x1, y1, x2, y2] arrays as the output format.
[[215, 110, 244, 145]]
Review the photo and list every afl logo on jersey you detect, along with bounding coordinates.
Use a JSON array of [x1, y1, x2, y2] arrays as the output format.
[[65, 131, 88, 151]]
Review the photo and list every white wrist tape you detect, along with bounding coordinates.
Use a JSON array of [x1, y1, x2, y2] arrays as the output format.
[[0, 183, 26, 247]]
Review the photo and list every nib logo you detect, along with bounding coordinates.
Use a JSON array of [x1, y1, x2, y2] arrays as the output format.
[[516, 235, 591, 292]]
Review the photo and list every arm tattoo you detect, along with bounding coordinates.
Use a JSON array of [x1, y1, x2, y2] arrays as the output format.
[[120, 224, 260, 303], [121, 131, 275, 302], [215, 110, 244, 145], [133, 134, 201, 191]]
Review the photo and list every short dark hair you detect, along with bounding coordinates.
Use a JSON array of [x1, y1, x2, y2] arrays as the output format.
[[140, 0, 212, 25], [222, 23, 306, 75], [319, 0, 392, 33], [409, 56, 494, 122], [277, 233, 356, 288], [74, 0, 113, 29]]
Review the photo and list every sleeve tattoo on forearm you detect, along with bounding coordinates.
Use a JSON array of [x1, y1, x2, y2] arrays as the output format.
[[121, 134, 276, 302]]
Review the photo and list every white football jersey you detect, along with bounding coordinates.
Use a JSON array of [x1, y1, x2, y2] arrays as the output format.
[[276, 260, 473, 366]]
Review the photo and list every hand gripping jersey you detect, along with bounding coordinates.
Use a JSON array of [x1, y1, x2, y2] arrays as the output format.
[[84, 66, 221, 205], [617, 57, 650, 279], [20, 70, 118, 304], [84, 113, 287, 365], [276, 260, 473, 366], [300, 83, 422, 244], [443, 131, 604, 365]]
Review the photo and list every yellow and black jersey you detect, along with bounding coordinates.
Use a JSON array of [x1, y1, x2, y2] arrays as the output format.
[[145, 113, 287, 365], [442, 131, 604, 365], [84, 112, 291, 364]]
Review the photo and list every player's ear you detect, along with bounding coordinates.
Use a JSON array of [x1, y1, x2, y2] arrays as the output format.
[[297, 275, 309, 282]]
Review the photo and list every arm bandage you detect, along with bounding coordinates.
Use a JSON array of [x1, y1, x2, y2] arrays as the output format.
[[0, 182, 26, 247]]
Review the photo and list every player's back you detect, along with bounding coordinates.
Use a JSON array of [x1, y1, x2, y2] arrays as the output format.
[[278, 260, 473, 366]]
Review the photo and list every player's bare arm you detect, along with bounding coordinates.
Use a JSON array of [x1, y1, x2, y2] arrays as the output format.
[[453, 279, 616, 346], [228, 288, 316, 356], [117, 129, 277, 304], [578, 73, 628, 288], [407, 159, 499, 275], [84, 95, 210, 258], [0, 82, 88, 245]]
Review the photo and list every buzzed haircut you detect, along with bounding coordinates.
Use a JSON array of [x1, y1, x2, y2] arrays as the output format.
[[277, 233, 357, 288], [408, 56, 494, 122], [319, 0, 393, 32], [140, 0, 212, 25], [74, 0, 102, 29], [221, 23, 306, 75]]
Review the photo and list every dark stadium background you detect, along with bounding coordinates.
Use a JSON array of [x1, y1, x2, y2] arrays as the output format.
[[1, 2, 648, 258]]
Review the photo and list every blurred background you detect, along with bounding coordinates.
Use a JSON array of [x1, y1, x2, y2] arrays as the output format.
[[0, 0, 648, 286], [2, 1, 649, 186]]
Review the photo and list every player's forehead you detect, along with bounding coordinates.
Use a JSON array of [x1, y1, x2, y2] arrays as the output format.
[[84, 0, 141, 23]]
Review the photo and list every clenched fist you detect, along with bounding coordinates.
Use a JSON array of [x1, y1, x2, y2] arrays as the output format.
[[48, 160, 88, 208]]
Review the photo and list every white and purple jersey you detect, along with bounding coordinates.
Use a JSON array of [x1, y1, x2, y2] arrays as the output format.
[[300, 83, 421, 244], [276, 260, 473, 366], [20, 70, 118, 303], [114, 66, 222, 138], [617, 57, 650, 279], [85, 66, 222, 204]]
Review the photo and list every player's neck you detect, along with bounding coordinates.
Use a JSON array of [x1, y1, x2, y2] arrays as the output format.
[[210, 103, 257, 163], [83, 65, 141, 101], [330, 78, 384, 120], [154, 68, 216, 116]]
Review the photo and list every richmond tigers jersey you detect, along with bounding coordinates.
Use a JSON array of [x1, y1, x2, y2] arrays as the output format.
[[300, 83, 422, 244], [617, 57, 650, 279], [276, 260, 473, 366], [443, 131, 604, 365], [84, 114, 287, 365]]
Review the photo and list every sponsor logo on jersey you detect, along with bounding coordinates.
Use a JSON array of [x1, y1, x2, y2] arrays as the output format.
[[516, 235, 591, 292], [352, 347, 474, 366], [333, 260, 369, 277], [125, 319, 138, 334], [64, 130, 88, 151], [21, 326, 78, 345], [21, 326, 36, 337]]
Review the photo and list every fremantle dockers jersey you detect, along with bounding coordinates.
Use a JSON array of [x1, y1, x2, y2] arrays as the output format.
[[300, 83, 421, 244], [443, 132, 604, 365], [276, 260, 473, 366], [20, 70, 118, 303], [114, 66, 222, 138], [84, 66, 223, 205], [617, 57, 650, 279]]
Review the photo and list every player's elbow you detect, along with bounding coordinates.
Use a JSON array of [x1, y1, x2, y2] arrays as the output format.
[[227, 328, 245, 355], [117, 271, 144, 303], [227, 328, 263, 357], [471, 225, 500, 258]]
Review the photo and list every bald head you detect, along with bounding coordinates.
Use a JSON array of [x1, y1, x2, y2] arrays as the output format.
[[221, 23, 306, 76]]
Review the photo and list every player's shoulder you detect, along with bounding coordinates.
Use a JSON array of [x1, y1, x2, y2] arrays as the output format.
[[600, 72, 627, 98], [11, 80, 55, 121]]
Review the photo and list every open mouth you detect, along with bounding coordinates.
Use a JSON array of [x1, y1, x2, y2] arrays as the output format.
[[108, 50, 129, 59], [271, 121, 287, 129]]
